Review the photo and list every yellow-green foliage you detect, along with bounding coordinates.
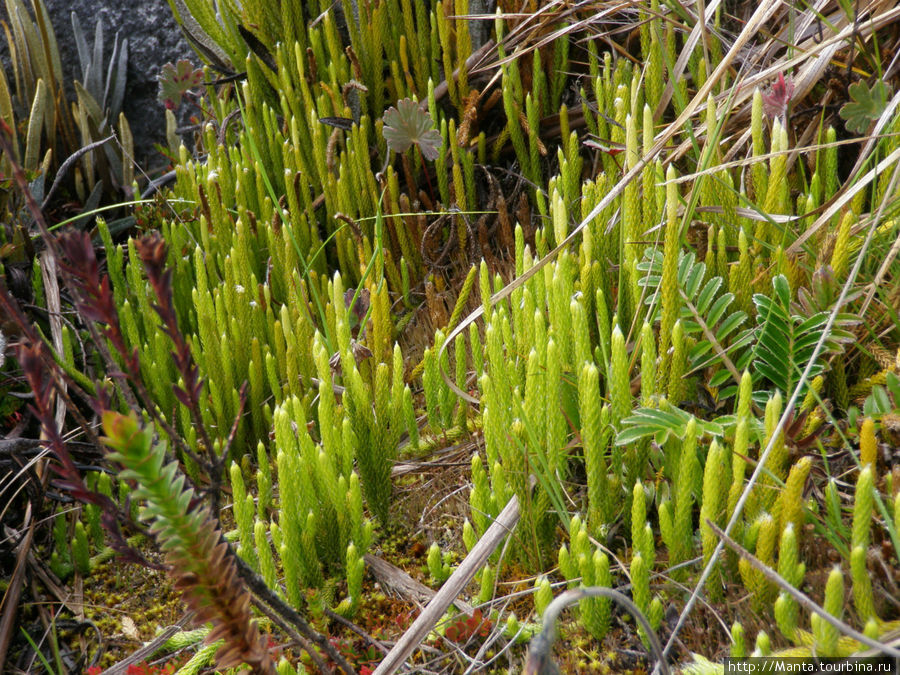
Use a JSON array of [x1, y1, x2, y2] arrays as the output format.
[[775, 523, 804, 642], [812, 567, 844, 657], [76, 0, 900, 659]]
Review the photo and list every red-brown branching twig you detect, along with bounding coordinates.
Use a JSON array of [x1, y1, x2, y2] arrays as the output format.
[[1, 116, 357, 675], [14, 338, 157, 567], [134, 233, 228, 514]]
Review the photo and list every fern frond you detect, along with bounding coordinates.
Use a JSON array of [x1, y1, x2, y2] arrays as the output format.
[[750, 275, 856, 396], [638, 248, 749, 386]]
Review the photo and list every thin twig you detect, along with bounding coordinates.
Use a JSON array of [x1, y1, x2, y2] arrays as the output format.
[[232, 554, 358, 675], [253, 598, 331, 673], [660, 125, 900, 667], [708, 520, 900, 658], [324, 608, 390, 657], [99, 613, 194, 675], [373, 494, 520, 675]]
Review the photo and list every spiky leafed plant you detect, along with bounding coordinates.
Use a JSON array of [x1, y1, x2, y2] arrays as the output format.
[[102, 411, 275, 674], [0, 3, 134, 207]]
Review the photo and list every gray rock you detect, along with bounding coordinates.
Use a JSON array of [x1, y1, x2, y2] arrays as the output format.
[[55, 0, 196, 170], [2, 0, 196, 173], [4, 1, 501, 175]]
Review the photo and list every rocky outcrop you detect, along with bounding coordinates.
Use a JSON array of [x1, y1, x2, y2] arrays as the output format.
[[45, 0, 195, 170]]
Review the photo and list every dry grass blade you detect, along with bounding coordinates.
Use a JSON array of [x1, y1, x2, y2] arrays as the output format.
[[708, 520, 900, 658], [0, 503, 33, 672], [364, 553, 474, 613], [98, 613, 194, 675], [39, 250, 66, 433], [0, 440, 50, 511], [440, 0, 782, 402], [470, 0, 587, 68], [663, 120, 900, 662], [680, 289, 742, 386], [671, 136, 892, 186], [372, 494, 520, 675], [653, 0, 727, 121], [663, 3, 900, 175], [788, 84, 900, 254], [860, 222, 900, 316], [786, 145, 900, 255]]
